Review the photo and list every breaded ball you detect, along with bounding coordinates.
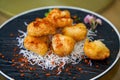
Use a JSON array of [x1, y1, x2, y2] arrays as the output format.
[[27, 18, 56, 37], [62, 23, 88, 41], [52, 34, 75, 57], [24, 35, 48, 56], [46, 8, 73, 27], [84, 39, 110, 60]]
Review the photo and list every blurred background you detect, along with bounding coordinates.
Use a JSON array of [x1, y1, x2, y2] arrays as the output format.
[[0, 0, 120, 80]]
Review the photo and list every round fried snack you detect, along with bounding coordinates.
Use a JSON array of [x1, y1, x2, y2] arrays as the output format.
[[24, 35, 48, 56], [84, 39, 110, 60], [46, 8, 73, 28], [62, 23, 88, 41], [27, 18, 56, 37], [52, 34, 75, 57]]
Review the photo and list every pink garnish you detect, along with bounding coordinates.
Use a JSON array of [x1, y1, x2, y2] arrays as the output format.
[[96, 18, 102, 25], [84, 15, 91, 24], [84, 14, 102, 30]]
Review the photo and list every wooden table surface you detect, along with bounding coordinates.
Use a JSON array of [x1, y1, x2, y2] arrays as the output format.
[[0, 0, 120, 80]]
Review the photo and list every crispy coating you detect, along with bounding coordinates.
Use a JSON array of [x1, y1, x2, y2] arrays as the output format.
[[24, 35, 48, 56], [46, 8, 73, 27], [84, 39, 110, 60], [62, 23, 88, 41], [27, 18, 56, 37], [52, 34, 75, 57]]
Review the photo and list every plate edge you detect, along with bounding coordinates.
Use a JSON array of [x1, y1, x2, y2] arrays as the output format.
[[0, 6, 120, 80]]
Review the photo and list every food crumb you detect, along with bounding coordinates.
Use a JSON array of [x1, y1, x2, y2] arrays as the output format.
[[16, 66, 20, 69], [73, 77, 76, 80], [29, 67, 33, 71], [19, 70, 24, 73], [65, 68, 69, 72], [73, 15, 77, 19], [20, 73, 25, 77], [11, 64, 16, 67], [10, 33, 14, 37], [13, 47, 18, 52], [12, 59, 15, 62], [84, 59, 88, 63], [95, 65, 99, 68], [45, 73, 51, 76], [20, 63, 24, 67], [1, 55, 4, 58], [36, 73, 39, 77], [78, 68, 82, 71], [81, 55, 85, 59], [68, 72, 71, 75]]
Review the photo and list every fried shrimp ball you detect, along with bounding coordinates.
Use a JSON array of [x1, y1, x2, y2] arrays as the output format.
[[84, 39, 110, 60], [27, 18, 56, 37], [62, 23, 88, 41], [24, 35, 48, 56], [46, 8, 73, 27], [52, 34, 75, 57]]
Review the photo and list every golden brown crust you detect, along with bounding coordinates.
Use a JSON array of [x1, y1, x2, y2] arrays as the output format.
[[24, 35, 48, 56], [62, 23, 88, 41], [46, 8, 73, 28], [84, 39, 110, 60], [52, 34, 75, 57], [27, 18, 56, 37]]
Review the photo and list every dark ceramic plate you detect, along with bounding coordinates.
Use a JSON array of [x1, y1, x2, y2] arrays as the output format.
[[0, 6, 120, 80]]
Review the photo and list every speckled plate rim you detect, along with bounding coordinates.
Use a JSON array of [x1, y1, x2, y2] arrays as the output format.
[[0, 6, 120, 80]]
